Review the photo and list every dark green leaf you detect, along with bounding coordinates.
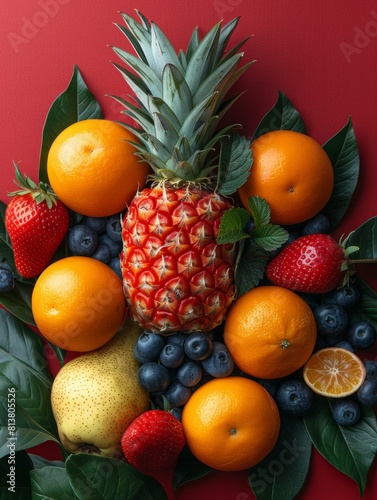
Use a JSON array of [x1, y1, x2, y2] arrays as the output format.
[[322, 118, 360, 232], [345, 217, 377, 261], [304, 395, 377, 496], [217, 207, 250, 244], [31, 466, 75, 499], [347, 277, 377, 329], [39, 65, 103, 184], [28, 454, 65, 469], [251, 91, 306, 141], [0, 450, 33, 499], [249, 414, 312, 500], [235, 239, 269, 295], [247, 196, 271, 227], [217, 134, 252, 195], [0, 309, 58, 443], [0, 399, 59, 458], [173, 446, 213, 490], [66, 454, 168, 500]]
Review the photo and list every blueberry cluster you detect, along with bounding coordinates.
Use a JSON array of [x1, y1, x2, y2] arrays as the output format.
[[274, 282, 377, 424], [134, 330, 235, 417], [67, 213, 124, 279]]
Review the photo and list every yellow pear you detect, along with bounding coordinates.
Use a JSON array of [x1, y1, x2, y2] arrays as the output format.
[[51, 316, 150, 458]]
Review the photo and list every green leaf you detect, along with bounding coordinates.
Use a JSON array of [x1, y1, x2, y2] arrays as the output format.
[[247, 196, 271, 226], [251, 225, 289, 252], [251, 91, 306, 141], [249, 414, 312, 500], [66, 454, 168, 500], [345, 217, 377, 261], [304, 395, 377, 496], [322, 118, 360, 232], [31, 466, 75, 499], [173, 446, 213, 490], [39, 65, 103, 184], [217, 207, 250, 244], [235, 239, 269, 295], [217, 134, 252, 195], [0, 450, 33, 499], [347, 277, 377, 329], [28, 454, 65, 469], [0, 309, 58, 445]]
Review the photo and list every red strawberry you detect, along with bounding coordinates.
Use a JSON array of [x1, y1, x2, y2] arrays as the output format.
[[121, 409, 185, 473], [266, 233, 359, 294], [5, 164, 69, 278]]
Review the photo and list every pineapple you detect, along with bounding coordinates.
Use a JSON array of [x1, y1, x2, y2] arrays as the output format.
[[111, 11, 253, 333]]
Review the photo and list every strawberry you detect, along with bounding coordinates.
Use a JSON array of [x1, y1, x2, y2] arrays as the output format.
[[121, 409, 185, 473], [5, 164, 69, 278], [266, 233, 359, 294]]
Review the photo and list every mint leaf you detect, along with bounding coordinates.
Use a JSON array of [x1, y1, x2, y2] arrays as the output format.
[[235, 239, 269, 295], [247, 196, 271, 226], [217, 134, 252, 195], [217, 207, 250, 244], [251, 225, 289, 252], [304, 396, 377, 496], [251, 91, 306, 141]]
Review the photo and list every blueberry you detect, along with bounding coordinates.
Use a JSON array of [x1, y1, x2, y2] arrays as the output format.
[[164, 381, 191, 407], [106, 214, 122, 242], [177, 361, 203, 387], [275, 379, 314, 417], [313, 303, 348, 336], [170, 407, 183, 421], [98, 233, 122, 258], [335, 340, 355, 352], [364, 360, 377, 379], [332, 398, 361, 426], [137, 362, 171, 393], [165, 332, 188, 348], [302, 213, 330, 235], [91, 244, 111, 264], [325, 333, 345, 347], [244, 216, 255, 233], [201, 341, 234, 378], [324, 285, 360, 308], [108, 257, 122, 280], [159, 343, 185, 368], [258, 379, 279, 396], [184, 332, 212, 361], [357, 378, 377, 406], [0, 268, 15, 293], [68, 224, 98, 256], [135, 331, 165, 361], [83, 216, 107, 234], [348, 321, 377, 350]]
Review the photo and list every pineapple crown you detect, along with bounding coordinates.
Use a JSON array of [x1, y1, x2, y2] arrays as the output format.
[[109, 11, 254, 193], [8, 162, 58, 209]]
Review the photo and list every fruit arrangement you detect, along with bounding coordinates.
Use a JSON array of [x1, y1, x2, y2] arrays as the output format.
[[1, 9, 377, 500]]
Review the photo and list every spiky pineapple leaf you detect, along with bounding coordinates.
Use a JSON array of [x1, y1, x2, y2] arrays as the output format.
[[151, 21, 185, 78], [161, 64, 193, 126], [251, 91, 306, 141], [217, 134, 252, 195]]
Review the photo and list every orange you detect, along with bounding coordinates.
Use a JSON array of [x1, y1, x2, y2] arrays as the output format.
[[31, 256, 127, 352], [238, 129, 334, 225], [223, 286, 317, 379], [181, 376, 280, 471], [47, 119, 150, 217], [303, 347, 366, 398]]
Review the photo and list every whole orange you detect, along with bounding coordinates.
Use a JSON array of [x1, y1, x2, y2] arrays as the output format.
[[47, 119, 150, 217], [181, 376, 280, 471], [31, 256, 127, 352], [223, 286, 317, 379], [238, 129, 334, 225]]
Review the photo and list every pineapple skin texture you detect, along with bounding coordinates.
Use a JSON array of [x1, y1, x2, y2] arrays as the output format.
[[121, 184, 237, 333]]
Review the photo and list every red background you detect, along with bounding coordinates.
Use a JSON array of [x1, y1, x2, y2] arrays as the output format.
[[1, 0, 377, 498]]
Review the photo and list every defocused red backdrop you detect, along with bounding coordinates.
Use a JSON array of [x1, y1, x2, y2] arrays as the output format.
[[1, 1, 376, 498]]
